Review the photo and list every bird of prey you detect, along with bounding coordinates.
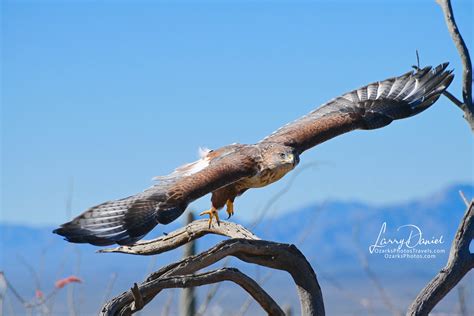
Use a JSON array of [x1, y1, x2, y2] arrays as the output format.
[[54, 64, 454, 246]]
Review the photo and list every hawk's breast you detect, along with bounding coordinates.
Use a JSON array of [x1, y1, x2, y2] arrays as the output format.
[[237, 165, 293, 190]]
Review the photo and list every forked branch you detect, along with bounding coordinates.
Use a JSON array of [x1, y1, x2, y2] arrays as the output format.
[[436, 0, 473, 130], [100, 220, 324, 316], [102, 268, 284, 316]]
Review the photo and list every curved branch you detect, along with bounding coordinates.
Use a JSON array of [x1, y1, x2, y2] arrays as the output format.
[[101, 238, 325, 316], [101, 268, 284, 316], [436, 0, 474, 130], [98, 219, 259, 255], [407, 200, 474, 315]]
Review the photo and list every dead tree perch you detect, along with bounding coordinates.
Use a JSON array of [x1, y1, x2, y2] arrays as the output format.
[[407, 198, 474, 315], [436, 0, 474, 130], [104, 268, 284, 316], [98, 219, 259, 256], [100, 220, 324, 316]]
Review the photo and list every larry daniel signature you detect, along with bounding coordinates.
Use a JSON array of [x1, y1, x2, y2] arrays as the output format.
[[369, 222, 444, 254]]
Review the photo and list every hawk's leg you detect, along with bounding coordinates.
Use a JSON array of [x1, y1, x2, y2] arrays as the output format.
[[199, 207, 220, 228], [225, 200, 235, 219]]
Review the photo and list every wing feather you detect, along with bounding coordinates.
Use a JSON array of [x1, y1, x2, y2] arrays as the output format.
[[260, 63, 454, 153], [55, 144, 259, 245]]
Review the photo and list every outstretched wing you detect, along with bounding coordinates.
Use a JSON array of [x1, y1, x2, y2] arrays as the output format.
[[54, 144, 259, 246], [260, 64, 454, 154]]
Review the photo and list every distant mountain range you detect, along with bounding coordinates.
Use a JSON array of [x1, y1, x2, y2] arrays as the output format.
[[1, 183, 472, 315]]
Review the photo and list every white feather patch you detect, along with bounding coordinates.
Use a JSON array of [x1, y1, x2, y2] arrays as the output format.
[[188, 157, 210, 174], [152, 147, 211, 182], [198, 146, 211, 158], [403, 78, 420, 101]]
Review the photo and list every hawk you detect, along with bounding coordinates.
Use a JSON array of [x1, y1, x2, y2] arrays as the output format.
[[54, 64, 454, 246]]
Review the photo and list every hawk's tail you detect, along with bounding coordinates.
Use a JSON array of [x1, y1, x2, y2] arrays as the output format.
[[53, 186, 186, 246]]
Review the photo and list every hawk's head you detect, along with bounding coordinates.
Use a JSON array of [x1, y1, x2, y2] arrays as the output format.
[[260, 143, 299, 173]]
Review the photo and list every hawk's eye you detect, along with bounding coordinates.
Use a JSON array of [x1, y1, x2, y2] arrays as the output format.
[[279, 153, 286, 159]]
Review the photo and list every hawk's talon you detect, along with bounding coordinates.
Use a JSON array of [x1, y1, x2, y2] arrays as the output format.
[[199, 207, 220, 228], [225, 200, 235, 219]]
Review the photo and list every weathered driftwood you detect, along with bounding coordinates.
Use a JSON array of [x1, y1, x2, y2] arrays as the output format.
[[99, 220, 324, 316], [407, 199, 474, 315], [98, 219, 259, 256], [102, 267, 284, 316]]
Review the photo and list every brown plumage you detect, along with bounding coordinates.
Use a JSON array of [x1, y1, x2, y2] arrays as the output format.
[[54, 64, 454, 246]]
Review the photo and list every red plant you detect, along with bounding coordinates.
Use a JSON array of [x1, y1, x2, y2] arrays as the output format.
[[54, 275, 82, 289], [35, 289, 44, 299]]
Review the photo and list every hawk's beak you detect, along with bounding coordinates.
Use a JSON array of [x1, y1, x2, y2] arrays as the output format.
[[288, 153, 298, 167], [288, 154, 300, 167]]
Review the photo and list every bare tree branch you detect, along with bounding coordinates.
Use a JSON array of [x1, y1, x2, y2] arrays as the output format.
[[237, 270, 273, 316], [436, 0, 474, 130], [101, 237, 324, 316], [101, 268, 285, 316], [130, 283, 144, 311], [443, 90, 464, 108], [98, 219, 259, 256], [407, 199, 474, 315]]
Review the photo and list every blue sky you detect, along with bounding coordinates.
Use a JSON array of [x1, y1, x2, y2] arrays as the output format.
[[2, 0, 473, 226]]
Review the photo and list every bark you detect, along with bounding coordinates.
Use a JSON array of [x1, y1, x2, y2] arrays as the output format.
[[407, 200, 474, 315], [436, 0, 474, 131], [98, 219, 259, 256], [99, 220, 324, 316]]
